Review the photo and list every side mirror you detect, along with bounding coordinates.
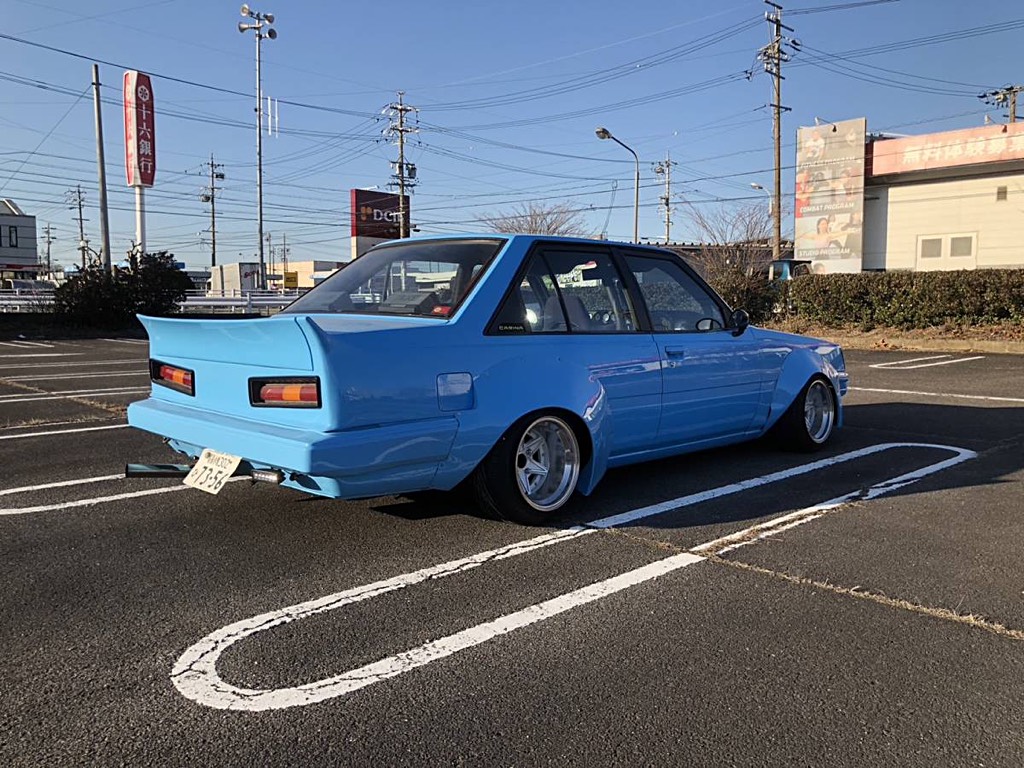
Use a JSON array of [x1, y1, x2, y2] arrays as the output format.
[[730, 308, 749, 337]]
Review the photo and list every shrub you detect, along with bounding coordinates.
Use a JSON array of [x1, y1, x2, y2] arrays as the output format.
[[788, 268, 1024, 328], [54, 252, 193, 328]]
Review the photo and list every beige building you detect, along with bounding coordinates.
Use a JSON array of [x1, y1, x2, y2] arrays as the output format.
[[863, 122, 1024, 272], [267, 259, 347, 289]]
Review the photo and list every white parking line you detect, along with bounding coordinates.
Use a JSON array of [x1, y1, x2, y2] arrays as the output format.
[[0, 385, 148, 401], [0, 474, 123, 496], [166, 441, 975, 712], [0, 359, 146, 370], [0, 387, 149, 405], [0, 424, 127, 441], [3, 371, 147, 382], [850, 387, 1024, 405], [0, 341, 53, 348], [870, 355, 984, 370], [100, 338, 148, 345], [0, 353, 83, 358]]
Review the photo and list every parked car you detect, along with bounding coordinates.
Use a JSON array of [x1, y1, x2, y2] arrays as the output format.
[[127, 235, 848, 524]]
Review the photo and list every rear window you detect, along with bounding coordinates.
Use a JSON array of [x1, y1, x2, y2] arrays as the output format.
[[281, 238, 505, 318]]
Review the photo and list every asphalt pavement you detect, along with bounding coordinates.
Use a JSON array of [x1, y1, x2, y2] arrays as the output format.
[[1, 342, 1022, 766]]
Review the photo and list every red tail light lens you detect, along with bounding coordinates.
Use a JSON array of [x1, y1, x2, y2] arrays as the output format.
[[249, 377, 321, 408], [150, 359, 194, 395]]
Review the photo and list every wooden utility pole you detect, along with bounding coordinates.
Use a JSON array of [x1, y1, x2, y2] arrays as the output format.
[[760, 1, 792, 261]]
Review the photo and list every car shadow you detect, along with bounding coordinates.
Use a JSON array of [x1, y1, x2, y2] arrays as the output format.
[[374, 401, 1024, 531]]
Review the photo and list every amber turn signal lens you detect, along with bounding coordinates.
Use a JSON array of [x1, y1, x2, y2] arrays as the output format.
[[150, 359, 195, 395], [249, 377, 320, 408]]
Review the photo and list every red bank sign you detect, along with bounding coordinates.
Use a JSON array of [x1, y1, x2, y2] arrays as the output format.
[[124, 71, 156, 187], [870, 122, 1024, 176]]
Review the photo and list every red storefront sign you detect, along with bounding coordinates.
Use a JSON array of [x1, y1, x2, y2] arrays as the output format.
[[870, 122, 1024, 176], [124, 71, 156, 187]]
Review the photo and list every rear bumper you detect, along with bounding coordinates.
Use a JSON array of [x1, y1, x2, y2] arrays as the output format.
[[127, 398, 459, 498]]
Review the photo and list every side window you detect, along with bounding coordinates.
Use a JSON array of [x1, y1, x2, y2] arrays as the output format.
[[490, 248, 639, 334], [624, 254, 726, 332]]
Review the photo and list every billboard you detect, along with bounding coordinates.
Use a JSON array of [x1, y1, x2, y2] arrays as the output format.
[[869, 122, 1024, 176], [124, 71, 156, 187], [350, 189, 409, 239], [794, 118, 866, 273]]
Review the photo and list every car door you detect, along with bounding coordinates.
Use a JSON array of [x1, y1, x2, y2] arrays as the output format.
[[488, 244, 662, 458], [619, 250, 770, 447]]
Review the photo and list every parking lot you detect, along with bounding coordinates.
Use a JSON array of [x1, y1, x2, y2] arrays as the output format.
[[2, 339, 1022, 766]]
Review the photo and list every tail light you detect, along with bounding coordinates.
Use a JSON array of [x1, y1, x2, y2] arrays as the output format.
[[249, 377, 321, 408], [150, 359, 194, 395]]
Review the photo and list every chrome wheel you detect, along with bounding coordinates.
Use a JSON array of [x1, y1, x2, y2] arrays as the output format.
[[803, 380, 835, 444], [514, 416, 580, 512]]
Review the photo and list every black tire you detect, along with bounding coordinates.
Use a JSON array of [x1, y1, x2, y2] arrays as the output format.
[[472, 412, 582, 525], [774, 376, 837, 452]]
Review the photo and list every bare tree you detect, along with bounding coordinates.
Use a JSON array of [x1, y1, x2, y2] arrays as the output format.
[[481, 201, 590, 236], [683, 202, 778, 278]]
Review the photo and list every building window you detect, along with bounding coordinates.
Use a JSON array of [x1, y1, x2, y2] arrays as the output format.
[[950, 235, 974, 258], [7, 227, 16, 249], [996, 186, 1008, 201], [919, 237, 942, 259]]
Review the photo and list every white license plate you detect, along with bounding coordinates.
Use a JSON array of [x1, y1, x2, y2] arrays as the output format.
[[183, 448, 243, 495]]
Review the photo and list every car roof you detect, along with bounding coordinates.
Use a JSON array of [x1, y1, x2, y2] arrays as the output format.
[[387, 232, 679, 256]]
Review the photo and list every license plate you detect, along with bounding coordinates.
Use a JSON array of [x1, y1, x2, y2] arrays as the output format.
[[184, 448, 243, 495]]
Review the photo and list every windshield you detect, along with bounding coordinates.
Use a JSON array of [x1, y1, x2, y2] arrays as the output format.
[[281, 238, 505, 318]]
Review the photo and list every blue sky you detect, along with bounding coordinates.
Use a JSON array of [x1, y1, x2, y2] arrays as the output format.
[[1, 0, 1020, 270]]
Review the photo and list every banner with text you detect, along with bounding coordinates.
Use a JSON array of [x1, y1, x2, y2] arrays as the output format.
[[794, 118, 866, 273]]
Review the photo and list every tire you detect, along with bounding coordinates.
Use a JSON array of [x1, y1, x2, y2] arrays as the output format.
[[774, 376, 837, 451], [472, 412, 582, 525]]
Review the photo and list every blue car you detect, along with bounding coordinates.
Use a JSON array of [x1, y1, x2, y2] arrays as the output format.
[[127, 235, 848, 524]]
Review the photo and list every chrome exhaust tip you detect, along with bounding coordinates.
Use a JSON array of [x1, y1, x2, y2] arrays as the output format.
[[250, 468, 284, 484]]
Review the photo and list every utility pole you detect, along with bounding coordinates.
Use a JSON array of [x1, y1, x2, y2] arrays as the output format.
[[653, 152, 677, 243], [265, 231, 273, 286], [384, 92, 418, 238], [759, 1, 793, 261], [66, 186, 89, 268], [200, 154, 225, 267], [92, 63, 112, 273], [42, 224, 55, 275], [281, 232, 288, 273], [979, 85, 1023, 123]]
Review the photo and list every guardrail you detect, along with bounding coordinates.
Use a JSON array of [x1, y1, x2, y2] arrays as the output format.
[[0, 289, 305, 314]]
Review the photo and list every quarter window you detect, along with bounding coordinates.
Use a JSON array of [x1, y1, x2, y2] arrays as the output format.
[[623, 254, 725, 332], [490, 248, 638, 334]]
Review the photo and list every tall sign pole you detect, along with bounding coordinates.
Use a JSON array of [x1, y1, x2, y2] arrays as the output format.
[[92, 64, 112, 273], [124, 70, 156, 261]]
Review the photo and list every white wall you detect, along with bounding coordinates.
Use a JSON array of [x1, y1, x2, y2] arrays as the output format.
[[867, 172, 1024, 271]]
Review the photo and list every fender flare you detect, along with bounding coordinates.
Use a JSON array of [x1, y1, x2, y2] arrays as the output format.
[[765, 348, 845, 432]]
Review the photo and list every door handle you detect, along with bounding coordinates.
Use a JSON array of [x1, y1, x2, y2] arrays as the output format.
[[664, 346, 686, 367]]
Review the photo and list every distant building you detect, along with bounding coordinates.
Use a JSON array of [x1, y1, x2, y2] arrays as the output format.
[[267, 259, 347, 289], [0, 199, 38, 278], [795, 118, 1024, 273]]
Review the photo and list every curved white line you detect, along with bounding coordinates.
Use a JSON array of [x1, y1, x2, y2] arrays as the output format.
[[171, 441, 976, 711]]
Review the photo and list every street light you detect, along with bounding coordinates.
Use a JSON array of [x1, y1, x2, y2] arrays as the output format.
[[750, 182, 773, 214], [595, 127, 639, 243], [238, 4, 276, 290]]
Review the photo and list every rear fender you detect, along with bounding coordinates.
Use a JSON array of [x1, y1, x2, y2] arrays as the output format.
[[432, 353, 611, 495], [765, 348, 844, 431]]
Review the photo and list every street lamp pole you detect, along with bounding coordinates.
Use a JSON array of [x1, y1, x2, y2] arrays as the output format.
[[750, 182, 773, 215], [239, 4, 276, 290], [596, 127, 639, 243]]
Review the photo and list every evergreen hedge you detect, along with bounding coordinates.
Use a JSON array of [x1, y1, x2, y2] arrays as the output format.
[[787, 269, 1024, 329]]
